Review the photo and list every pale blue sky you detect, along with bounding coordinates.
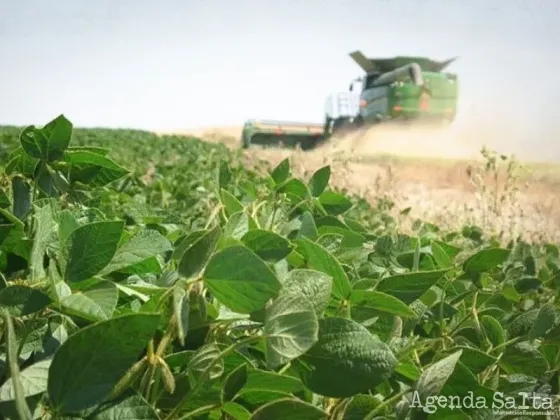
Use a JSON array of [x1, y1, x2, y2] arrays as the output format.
[[1, 0, 559, 156]]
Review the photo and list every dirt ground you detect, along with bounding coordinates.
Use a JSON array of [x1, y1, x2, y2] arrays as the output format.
[[157, 124, 560, 243]]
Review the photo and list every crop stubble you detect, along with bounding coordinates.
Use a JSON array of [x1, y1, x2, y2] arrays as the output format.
[[162, 124, 560, 242]]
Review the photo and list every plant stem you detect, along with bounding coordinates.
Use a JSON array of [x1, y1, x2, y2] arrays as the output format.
[[164, 335, 262, 420], [178, 404, 222, 420], [364, 389, 407, 419]]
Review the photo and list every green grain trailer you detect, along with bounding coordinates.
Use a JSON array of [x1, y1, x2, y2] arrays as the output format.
[[241, 50, 459, 150]]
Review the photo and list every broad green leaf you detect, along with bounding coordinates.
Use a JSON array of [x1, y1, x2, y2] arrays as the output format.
[[270, 158, 290, 185], [0, 357, 51, 401], [100, 229, 172, 275], [221, 211, 251, 241], [250, 398, 327, 420], [87, 392, 159, 419], [222, 363, 248, 402], [47, 313, 160, 414], [296, 317, 397, 397], [0, 209, 24, 252], [20, 114, 72, 162], [528, 303, 556, 340], [375, 270, 447, 304], [463, 247, 510, 277], [297, 211, 318, 240], [220, 189, 244, 216], [218, 161, 232, 190], [0, 189, 10, 208], [0, 285, 50, 317], [65, 220, 124, 282], [263, 292, 319, 369], [59, 280, 118, 321], [11, 176, 32, 220], [187, 343, 224, 386], [222, 401, 251, 419], [431, 240, 453, 268], [241, 369, 304, 395], [499, 341, 550, 377], [444, 346, 497, 374], [241, 229, 292, 262], [309, 165, 331, 197], [178, 224, 221, 279], [318, 191, 352, 215], [277, 178, 310, 201], [29, 203, 58, 281], [480, 315, 505, 346], [350, 290, 416, 318], [63, 150, 129, 187], [58, 210, 80, 245], [415, 350, 462, 401], [203, 245, 282, 314], [296, 238, 351, 300], [281, 269, 333, 317], [342, 395, 379, 420]]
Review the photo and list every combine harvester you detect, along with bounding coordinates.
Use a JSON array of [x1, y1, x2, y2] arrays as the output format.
[[241, 50, 459, 150]]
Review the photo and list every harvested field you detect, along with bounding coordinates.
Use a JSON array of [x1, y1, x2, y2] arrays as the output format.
[[161, 123, 560, 243]]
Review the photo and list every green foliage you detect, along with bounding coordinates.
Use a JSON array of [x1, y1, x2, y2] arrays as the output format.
[[0, 115, 559, 419]]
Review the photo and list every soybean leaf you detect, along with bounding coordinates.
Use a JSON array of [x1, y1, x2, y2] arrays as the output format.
[[350, 290, 416, 318], [528, 303, 556, 340], [309, 165, 331, 197], [222, 402, 251, 420], [250, 398, 328, 420], [65, 220, 124, 282], [375, 270, 447, 304], [63, 150, 128, 187], [86, 392, 159, 420], [281, 269, 333, 317], [47, 313, 160, 414], [220, 189, 244, 217], [499, 341, 550, 377], [0, 189, 10, 209], [430, 240, 453, 269], [0, 285, 50, 317], [20, 114, 72, 162], [187, 343, 224, 386], [11, 176, 32, 220], [241, 229, 292, 262], [296, 317, 397, 397], [100, 229, 172, 275], [317, 191, 352, 215], [297, 211, 318, 240], [222, 363, 248, 402], [178, 224, 221, 279], [481, 315, 505, 346], [263, 292, 319, 369], [59, 280, 118, 321], [0, 357, 52, 401], [296, 238, 351, 300], [415, 350, 463, 401], [29, 203, 58, 281], [270, 158, 290, 185], [463, 247, 510, 279], [203, 245, 281, 314]]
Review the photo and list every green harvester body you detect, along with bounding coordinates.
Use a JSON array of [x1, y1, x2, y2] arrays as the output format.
[[241, 50, 459, 150]]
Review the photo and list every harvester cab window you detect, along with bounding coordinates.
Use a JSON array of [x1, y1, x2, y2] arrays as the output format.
[[364, 74, 381, 89]]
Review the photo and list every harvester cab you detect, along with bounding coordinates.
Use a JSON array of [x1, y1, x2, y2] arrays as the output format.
[[240, 50, 459, 150]]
